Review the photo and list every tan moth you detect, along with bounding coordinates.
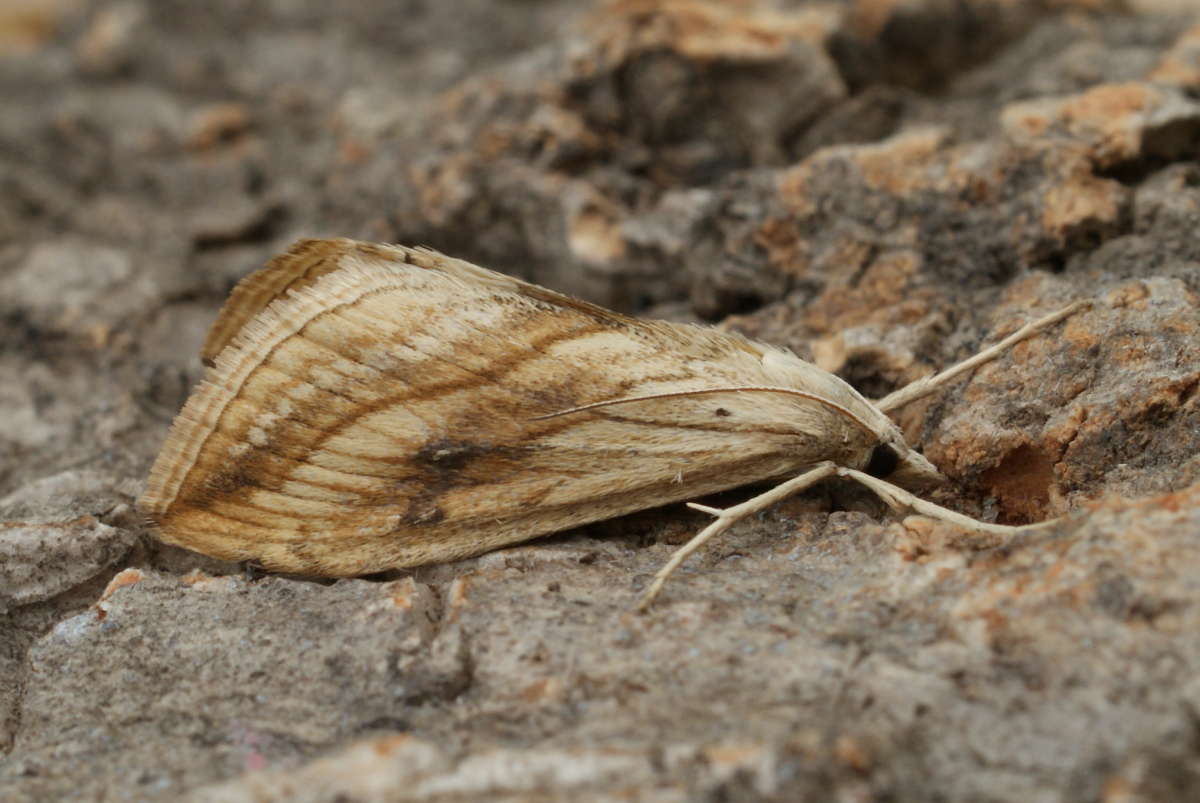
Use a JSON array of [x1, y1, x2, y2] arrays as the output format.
[[139, 238, 1087, 608]]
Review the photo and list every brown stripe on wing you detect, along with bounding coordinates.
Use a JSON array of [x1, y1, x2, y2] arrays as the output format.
[[202, 239, 374, 364], [173, 318, 632, 519]]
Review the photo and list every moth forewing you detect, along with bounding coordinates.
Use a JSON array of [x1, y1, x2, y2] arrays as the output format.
[[140, 239, 900, 576]]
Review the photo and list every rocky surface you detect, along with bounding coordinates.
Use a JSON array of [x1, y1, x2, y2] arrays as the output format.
[[1, 0, 1199, 800]]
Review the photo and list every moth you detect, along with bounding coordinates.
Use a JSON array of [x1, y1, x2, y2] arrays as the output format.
[[140, 238, 1086, 608]]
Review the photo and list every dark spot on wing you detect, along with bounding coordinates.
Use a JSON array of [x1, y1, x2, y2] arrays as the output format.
[[402, 437, 527, 527], [414, 438, 495, 472]]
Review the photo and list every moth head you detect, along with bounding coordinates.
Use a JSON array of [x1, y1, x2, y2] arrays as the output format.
[[758, 349, 946, 489]]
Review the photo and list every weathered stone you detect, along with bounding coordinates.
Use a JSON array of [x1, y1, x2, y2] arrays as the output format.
[[1, 0, 1199, 801]]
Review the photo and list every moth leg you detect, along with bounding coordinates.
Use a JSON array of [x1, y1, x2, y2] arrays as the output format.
[[637, 462, 840, 611], [637, 463, 1068, 610], [835, 467, 1063, 535], [875, 300, 1091, 413]]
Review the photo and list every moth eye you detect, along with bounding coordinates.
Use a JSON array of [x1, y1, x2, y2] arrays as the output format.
[[865, 443, 900, 478], [714, 408, 731, 417]]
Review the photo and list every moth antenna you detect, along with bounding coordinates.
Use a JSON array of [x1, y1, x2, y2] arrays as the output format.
[[532, 386, 877, 437], [876, 300, 1091, 413]]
